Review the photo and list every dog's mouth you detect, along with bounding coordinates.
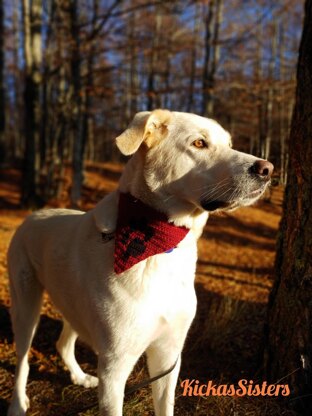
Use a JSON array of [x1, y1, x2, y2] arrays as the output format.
[[200, 200, 231, 212], [241, 183, 268, 202], [200, 183, 269, 212]]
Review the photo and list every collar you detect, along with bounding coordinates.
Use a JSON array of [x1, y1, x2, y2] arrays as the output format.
[[114, 193, 189, 274]]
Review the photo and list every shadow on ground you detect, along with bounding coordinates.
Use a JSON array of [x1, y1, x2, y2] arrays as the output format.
[[0, 301, 100, 416]]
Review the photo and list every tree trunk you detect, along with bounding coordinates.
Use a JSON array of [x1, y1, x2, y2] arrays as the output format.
[[69, 0, 85, 207], [256, 18, 267, 159], [147, 6, 162, 111], [201, 0, 223, 117], [83, 0, 98, 162], [0, 0, 5, 163], [278, 19, 289, 186], [263, 21, 278, 161], [125, 8, 137, 121], [12, 3, 24, 160], [265, 2, 312, 414], [187, 2, 200, 113], [21, 0, 43, 207]]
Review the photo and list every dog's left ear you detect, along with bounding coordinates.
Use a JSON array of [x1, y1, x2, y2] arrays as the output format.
[[116, 109, 171, 155]]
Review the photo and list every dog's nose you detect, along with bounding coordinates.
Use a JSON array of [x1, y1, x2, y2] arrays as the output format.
[[249, 160, 274, 180]]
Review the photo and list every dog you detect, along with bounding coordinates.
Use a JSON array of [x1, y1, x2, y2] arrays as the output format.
[[7, 110, 273, 416]]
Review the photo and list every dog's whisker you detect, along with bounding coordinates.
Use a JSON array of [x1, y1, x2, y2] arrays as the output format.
[[192, 176, 231, 192], [199, 180, 232, 200]]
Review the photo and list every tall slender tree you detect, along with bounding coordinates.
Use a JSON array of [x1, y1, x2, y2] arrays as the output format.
[[187, 2, 200, 113], [69, 0, 85, 206], [21, 0, 43, 207], [201, 0, 223, 117], [0, 0, 5, 163]]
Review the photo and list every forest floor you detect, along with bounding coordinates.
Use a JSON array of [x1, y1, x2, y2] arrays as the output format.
[[0, 164, 298, 415]]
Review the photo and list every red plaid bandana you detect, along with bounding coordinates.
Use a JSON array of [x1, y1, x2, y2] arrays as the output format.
[[114, 193, 189, 274]]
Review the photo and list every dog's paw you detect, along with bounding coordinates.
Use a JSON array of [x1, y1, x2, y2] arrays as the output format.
[[71, 373, 99, 388], [7, 395, 29, 416]]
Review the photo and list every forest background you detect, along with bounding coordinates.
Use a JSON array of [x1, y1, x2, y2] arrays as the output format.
[[0, 0, 304, 206]]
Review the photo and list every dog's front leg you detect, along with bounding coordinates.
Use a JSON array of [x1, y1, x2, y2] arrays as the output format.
[[146, 343, 182, 416], [97, 352, 138, 416]]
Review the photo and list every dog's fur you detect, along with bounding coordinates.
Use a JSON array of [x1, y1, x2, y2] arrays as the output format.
[[7, 110, 273, 416]]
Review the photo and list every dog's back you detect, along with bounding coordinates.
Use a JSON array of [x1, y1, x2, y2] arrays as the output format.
[[8, 208, 85, 288]]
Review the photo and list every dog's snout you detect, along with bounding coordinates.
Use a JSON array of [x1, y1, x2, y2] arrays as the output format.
[[249, 159, 274, 180]]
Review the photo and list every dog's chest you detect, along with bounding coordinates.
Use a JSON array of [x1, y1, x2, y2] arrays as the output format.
[[115, 232, 198, 332], [150, 245, 197, 324]]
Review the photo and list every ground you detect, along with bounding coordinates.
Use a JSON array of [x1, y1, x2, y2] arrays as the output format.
[[0, 164, 297, 415]]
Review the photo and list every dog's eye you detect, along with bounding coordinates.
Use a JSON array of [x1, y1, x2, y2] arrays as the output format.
[[192, 139, 207, 149]]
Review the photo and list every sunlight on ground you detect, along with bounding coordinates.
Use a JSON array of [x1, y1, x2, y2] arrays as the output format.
[[197, 190, 283, 303]]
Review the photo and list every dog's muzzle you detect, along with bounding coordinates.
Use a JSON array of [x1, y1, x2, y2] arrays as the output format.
[[200, 159, 274, 212]]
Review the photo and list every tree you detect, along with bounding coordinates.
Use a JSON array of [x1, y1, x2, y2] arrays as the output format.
[[201, 0, 223, 117], [21, 0, 43, 207], [0, 0, 5, 163], [69, 0, 84, 206], [265, 1, 312, 414], [187, 1, 200, 113]]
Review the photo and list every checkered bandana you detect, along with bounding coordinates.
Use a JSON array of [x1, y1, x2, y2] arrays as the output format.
[[114, 193, 189, 274]]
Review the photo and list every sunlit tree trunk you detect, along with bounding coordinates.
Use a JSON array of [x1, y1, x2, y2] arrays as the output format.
[[265, 2, 312, 414]]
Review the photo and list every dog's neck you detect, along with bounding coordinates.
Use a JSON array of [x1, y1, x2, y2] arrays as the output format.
[[118, 154, 208, 239]]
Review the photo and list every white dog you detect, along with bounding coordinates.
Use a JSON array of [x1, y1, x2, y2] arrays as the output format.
[[7, 110, 273, 416]]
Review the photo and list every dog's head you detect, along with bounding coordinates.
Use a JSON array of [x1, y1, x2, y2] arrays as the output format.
[[116, 109, 273, 213]]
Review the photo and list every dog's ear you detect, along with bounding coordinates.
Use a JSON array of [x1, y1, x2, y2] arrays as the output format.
[[116, 112, 150, 156], [116, 109, 171, 155]]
